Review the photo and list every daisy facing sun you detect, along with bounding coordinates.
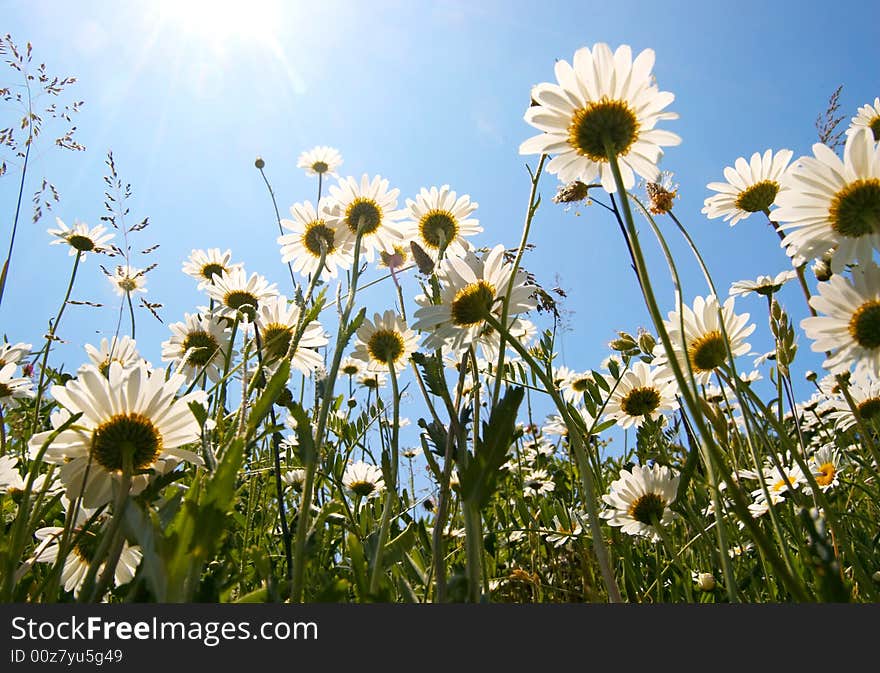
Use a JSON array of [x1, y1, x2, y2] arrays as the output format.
[[519, 42, 680, 193]]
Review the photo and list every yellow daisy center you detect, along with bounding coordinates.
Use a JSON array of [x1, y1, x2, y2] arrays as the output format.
[[118, 276, 139, 292], [628, 492, 666, 526], [67, 234, 96, 252], [348, 480, 377, 497], [848, 300, 880, 350], [419, 210, 458, 250], [450, 280, 495, 327], [815, 462, 836, 488], [262, 324, 292, 360], [224, 291, 259, 321], [734, 180, 779, 213], [91, 412, 162, 472], [568, 97, 640, 162], [0, 382, 12, 398], [341, 363, 360, 376], [182, 330, 220, 367], [620, 386, 662, 417], [200, 262, 226, 281], [302, 220, 337, 258], [311, 160, 329, 174], [869, 117, 880, 142], [570, 376, 592, 392], [829, 178, 880, 238], [367, 329, 405, 365], [345, 198, 383, 235], [687, 330, 728, 373], [857, 397, 880, 420], [73, 530, 101, 562]]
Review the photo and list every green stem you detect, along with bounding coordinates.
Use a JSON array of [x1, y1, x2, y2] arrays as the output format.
[[32, 252, 81, 431]]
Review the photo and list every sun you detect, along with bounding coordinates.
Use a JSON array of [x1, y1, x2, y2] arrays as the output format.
[[155, 0, 283, 45]]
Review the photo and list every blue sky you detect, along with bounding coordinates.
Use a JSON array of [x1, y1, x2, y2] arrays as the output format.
[[2, 0, 879, 460]]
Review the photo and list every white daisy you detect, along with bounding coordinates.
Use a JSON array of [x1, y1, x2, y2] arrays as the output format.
[[351, 310, 419, 372], [28, 363, 207, 509], [161, 313, 232, 383], [729, 270, 798, 298], [559, 370, 595, 405], [701, 149, 793, 226], [357, 371, 387, 390], [412, 244, 536, 354], [182, 248, 242, 288], [324, 174, 405, 262], [603, 361, 678, 429], [827, 368, 880, 431], [847, 97, 880, 141], [297, 145, 343, 178], [802, 262, 880, 375], [749, 462, 805, 516], [278, 200, 354, 281], [401, 185, 481, 261], [808, 445, 845, 492], [108, 265, 148, 296], [84, 336, 147, 376], [48, 217, 114, 256], [519, 42, 680, 193], [653, 294, 756, 385], [33, 521, 141, 598], [282, 468, 307, 492], [544, 511, 584, 548], [601, 463, 679, 542], [255, 295, 327, 376], [339, 356, 364, 378], [0, 361, 34, 405], [342, 460, 385, 499], [0, 455, 25, 494], [541, 406, 597, 440], [776, 128, 880, 272], [522, 468, 555, 498], [204, 267, 278, 323], [0, 341, 31, 368]]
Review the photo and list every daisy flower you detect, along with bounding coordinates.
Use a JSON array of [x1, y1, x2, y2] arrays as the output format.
[[521, 468, 555, 498], [827, 368, 880, 430], [33, 521, 141, 599], [776, 128, 880, 272], [28, 363, 207, 509], [204, 267, 278, 323], [749, 462, 805, 516], [48, 217, 114, 256], [182, 248, 242, 288], [357, 371, 387, 390], [0, 455, 25, 494], [601, 463, 679, 542], [603, 361, 679, 429], [84, 336, 146, 376], [541, 406, 597, 440], [802, 262, 880, 375], [846, 97, 880, 141], [0, 362, 34, 406], [342, 461, 385, 499], [282, 468, 307, 492], [108, 265, 148, 296], [729, 270, 798, 298], [701, 149, 793, 226], [255, 295, 327, 375], [324, 174, 405, 262], [351, 310, 419, 372], [474, 317, 536, 363], [297, 145, 343, 178], [411, 245, 536, 355], [401, 185, 481, 261], [519, 43, 680, 193], [545, 511, 584, 548], [339, 356, 364, 378], [653, 294, 755, 385], [278, 200, 354, 281], [808, 445, 845, 492], [161, 313, 232, 382], [0, 341, 31, 368]]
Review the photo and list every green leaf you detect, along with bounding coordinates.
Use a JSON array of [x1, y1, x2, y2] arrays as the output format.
[[288, 402, 316, 464], [246, 358, 290, 440]]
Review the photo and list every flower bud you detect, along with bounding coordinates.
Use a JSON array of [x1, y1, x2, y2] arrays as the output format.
[[254, 156, 265, 169], [695, 572, 716, 591]]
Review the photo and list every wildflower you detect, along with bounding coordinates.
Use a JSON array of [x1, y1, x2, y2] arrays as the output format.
[[519, 43, 680, 193], [601, 463, 679, 542], [603, 361, 678, 429], [0, 455, 25, 494], [282, 468, 307, 492], [48, 217, 114, 255], [351, 310, 419, 372], [729, 270, 797, 298], [521, 468, 555, 497], [108, 265, 148, 296], [278, 200, 354, 280], [342, 461, 385, 499], [702, 149, 793, 225], [182, 248, 242, 288], [161, 313, 231, 383], [846, 97, 880, 141], [256, 295, 327, 375], [297, 145, 343, 178], [204, 267, 278, 323], [401, 185, 481, 261], [84, 336, 146, 376], [0, 341, 31, 368]]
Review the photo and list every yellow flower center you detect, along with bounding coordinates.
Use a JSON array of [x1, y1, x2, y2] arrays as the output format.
[[200, 262, 226, 281], [734, 180, 779, 213], [829, 178, 880, 238], [848, 300, 880, 350], [345, 198, 383, 235], [419, 210, 458, 250], [687, 330, 728, 373], [311, 160, 329, 174], [182, 330, 220, 367], [262, 324, 293, 360], [815, 462, 836, 487], [91, 412, 162, 472], [348, 480, 377, 497], [450, 280, 495, 327], [302, 220, 337, 258], [366, 329, 405, 365], [568, 97, 640, 162], [224, 291, 259, 321], [628, 492, 666, 526], [67, 234, 96, 252], [620, 386, 662, 417], [857, 397, 880, 420]]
